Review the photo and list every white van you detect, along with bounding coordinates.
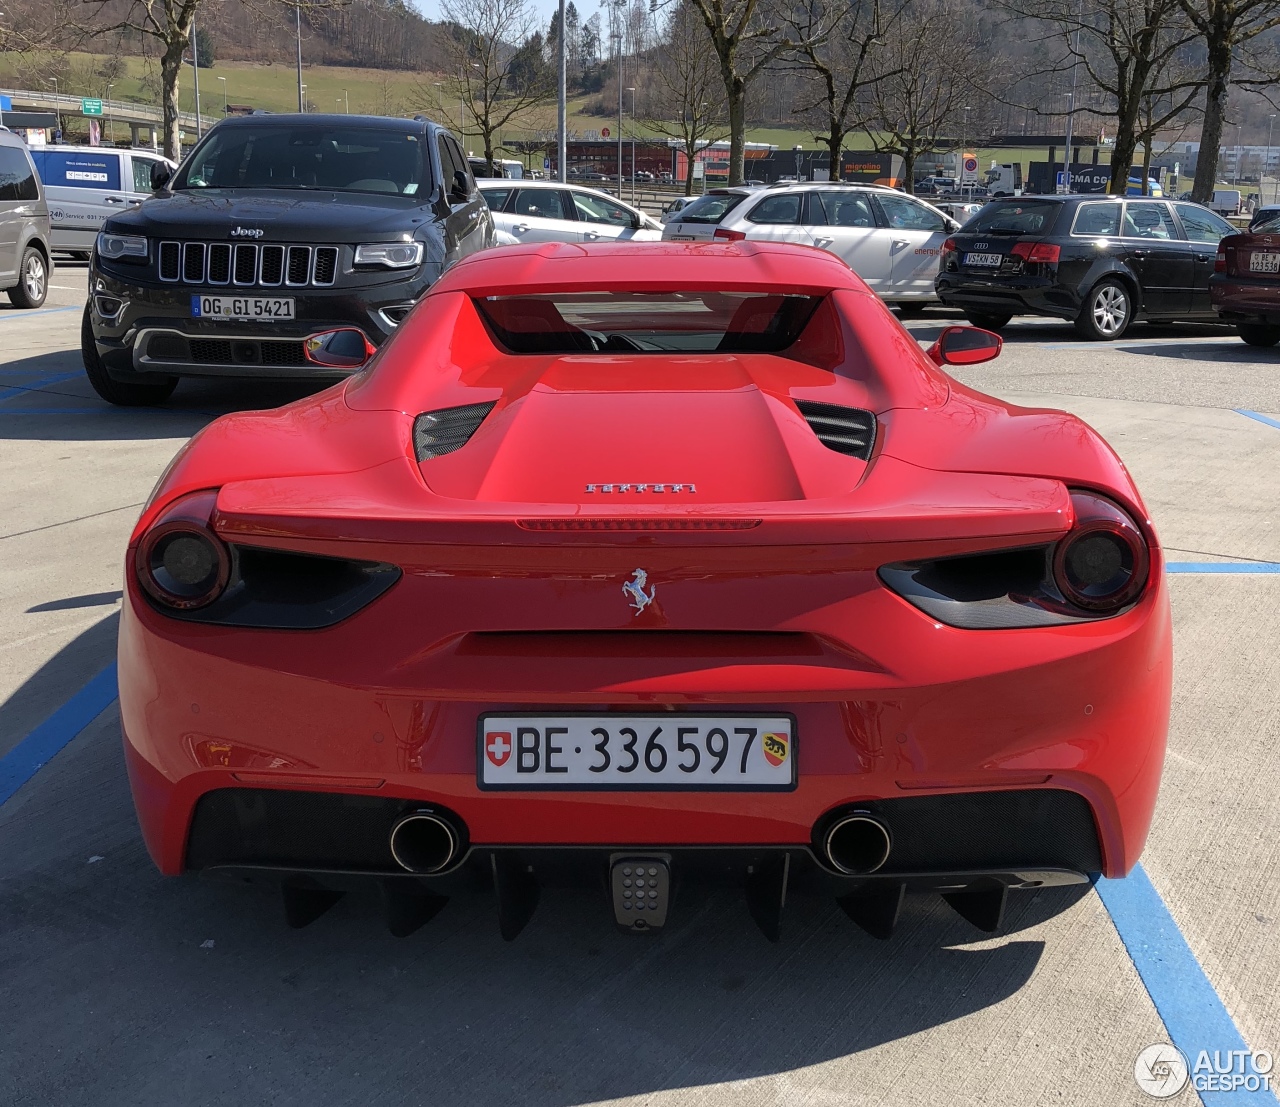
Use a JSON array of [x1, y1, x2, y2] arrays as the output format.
[[28, 146, 176, 258]]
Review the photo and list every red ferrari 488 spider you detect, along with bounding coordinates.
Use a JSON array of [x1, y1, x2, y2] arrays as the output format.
[[120, 241, 1171, 940]]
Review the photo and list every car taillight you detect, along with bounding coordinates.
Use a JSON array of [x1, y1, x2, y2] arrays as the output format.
[[1052, 491, 1149, 613], [713, 228, 747, 241], [136, 489, 230, 611], [941, 236, 957, 259], [1011, 241, 1060, 264], [1215, 250, 1226, 273]]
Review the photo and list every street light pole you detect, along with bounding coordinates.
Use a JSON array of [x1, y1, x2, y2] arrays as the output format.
[[217, 76, 226, 118], [342, 88, 349, 114], [1267, 115, 1277, 205], [106, 81, 114, 144], [627, 87, 636, 202], [556, 0, 567, 183], [615, 11, 623, 199], [191, 18, 202, 138], [295, 3, 304, 113], [300, 85, 307, 113], [1234, 124, 1242, 186]]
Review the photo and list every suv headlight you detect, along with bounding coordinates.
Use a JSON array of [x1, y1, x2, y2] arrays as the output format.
[[354, 241, 424, 269], [96, 233, 148, 262]]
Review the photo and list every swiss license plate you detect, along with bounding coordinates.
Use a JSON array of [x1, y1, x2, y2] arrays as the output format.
[[1250, 251, 1280, 274], [191, 294, 295, 320], [964, 252, 1002, 267], [478, 714, 796, 790]]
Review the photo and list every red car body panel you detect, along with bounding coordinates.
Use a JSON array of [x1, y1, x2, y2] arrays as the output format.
[[120, 242, 1172, 891]]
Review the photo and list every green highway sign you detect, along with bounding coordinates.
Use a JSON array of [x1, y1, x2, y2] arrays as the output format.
[[81, 99, 104, 116]]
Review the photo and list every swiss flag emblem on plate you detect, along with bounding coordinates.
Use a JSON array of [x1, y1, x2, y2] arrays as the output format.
[[485, 731, 513, 767]]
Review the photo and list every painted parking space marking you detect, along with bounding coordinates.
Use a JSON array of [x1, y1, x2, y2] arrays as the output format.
[[0, 305, 80, 322], [1098, 868, 1280, 1105], [0, 663, 118, 805], [1237, 409, 1280, 431], [0, 371, 82, 403]]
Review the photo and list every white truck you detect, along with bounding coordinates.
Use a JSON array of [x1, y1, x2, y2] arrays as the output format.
[[985, 163, 1023, 196], [1212, 189, 1242, 216]]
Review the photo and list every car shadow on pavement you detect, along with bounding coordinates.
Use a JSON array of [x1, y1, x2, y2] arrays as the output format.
[[0, 616, 1085, 1106], [0, 348, 332, 442]]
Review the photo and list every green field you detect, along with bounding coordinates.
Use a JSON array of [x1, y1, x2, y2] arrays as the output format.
[[2, 51, 1064, 173]]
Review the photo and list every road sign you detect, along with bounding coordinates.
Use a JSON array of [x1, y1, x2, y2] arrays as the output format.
[[81, 98, 104, 116], [543, 157, 550, 170], [601, 127, 610, 138]]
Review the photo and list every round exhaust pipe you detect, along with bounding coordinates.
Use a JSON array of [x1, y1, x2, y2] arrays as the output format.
[[389, 811, 460, 874], [821, 811, 892, 875]]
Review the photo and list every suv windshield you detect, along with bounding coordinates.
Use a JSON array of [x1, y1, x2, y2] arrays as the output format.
[[673, 192, 748, 224], [174, 125, 432, 196], [475, 291, 821, 353], [964, 200, 1061, 235]]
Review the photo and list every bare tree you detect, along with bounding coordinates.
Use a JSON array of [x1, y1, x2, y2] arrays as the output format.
[[1179, 0, 1280, 201], [684, 0, 792, 184], [867, 0, 985, 192], [1002, 0, 1200, 193], [78, 0, 338, 162], [783, 0, 908, 181], [419, 0, 555, 174], [644, 1, 730, 194]]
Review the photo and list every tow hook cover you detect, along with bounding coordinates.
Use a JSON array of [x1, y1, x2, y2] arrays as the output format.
[[610, 854, 672, 931]]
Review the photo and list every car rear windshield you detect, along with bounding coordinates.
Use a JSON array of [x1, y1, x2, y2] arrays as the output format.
[[963, 200, 1062, 235], [671, 193, 748, 224], [475, 292, 822, 353], [174, 125, 431, 196]]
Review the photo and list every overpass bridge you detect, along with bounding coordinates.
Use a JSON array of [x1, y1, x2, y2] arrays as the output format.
[[0, 88, 213, 147]]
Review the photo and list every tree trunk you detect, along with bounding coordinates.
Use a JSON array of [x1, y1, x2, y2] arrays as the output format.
[[727, 77, 746, 185], [1192, 37, 1231, 204], [902, 146, 917, 194], [683, 136, 697, 195], [1109, 130, 1140, 196], [160, 40, 185, 163], [825, 127, 843, 181], [1141, 135, 1153, 195]]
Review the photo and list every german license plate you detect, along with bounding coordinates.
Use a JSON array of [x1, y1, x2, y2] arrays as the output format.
[[478, 714, 795, 790], [964, 252, 1002, 267], [668, 234, 695, 241], [191, 294, 295, 320], [1250, 251, 1280, 274]]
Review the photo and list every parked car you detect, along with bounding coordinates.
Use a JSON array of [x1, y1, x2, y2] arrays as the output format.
[[1248, 204, 1280, 231], [477, 179, 663, 243], [661, 183, 960, 307], [1208, 223, 1280, 345], [661, 195, 700, 223], [82, 113, 494, 406], [120, 240, 1170, 941], [0, 129, 52, 308], [28, 144, 175, 260], [934, 195, 1234, 339]]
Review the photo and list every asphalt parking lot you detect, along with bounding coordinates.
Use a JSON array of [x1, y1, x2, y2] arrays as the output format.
[[1, 268, 1277, 1106]]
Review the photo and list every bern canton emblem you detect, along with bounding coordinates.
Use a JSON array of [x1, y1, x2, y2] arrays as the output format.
[[622, 568, 656, 616]]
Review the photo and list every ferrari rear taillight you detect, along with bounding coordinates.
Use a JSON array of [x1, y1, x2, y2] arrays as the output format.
[[136, 489, 230, 611], [713, 228, 747, 241], [1052, 492, 1149, 613], [1010, 241, 1060, 264]]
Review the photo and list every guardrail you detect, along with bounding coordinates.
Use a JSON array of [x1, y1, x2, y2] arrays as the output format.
[[1, 87, 206, 130]]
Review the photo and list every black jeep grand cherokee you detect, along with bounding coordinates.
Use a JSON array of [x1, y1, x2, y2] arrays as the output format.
[[83, 113, 493, 405]]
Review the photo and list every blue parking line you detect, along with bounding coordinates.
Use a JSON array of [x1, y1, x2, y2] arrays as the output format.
[[1098, 867, 1279, 1105], [0, 305, 80, 322], [0, 663, 118, 806], [1167, 562, 1280, 573], [0, 371, 82, 403], [1237, 409, 1280, 431]]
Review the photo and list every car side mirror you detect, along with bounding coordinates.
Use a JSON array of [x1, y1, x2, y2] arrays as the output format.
[[926, 325, 1003, 367], [945, 217, 960, 232], [150, 162, 172, 190], [630, 211, 642, 230]]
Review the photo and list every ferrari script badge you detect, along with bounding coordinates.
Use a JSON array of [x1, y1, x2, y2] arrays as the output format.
[[623, 568, 656, 616]]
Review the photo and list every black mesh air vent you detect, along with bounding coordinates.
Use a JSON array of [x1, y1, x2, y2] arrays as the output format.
[[158, 241, 180, 281], [313, 246, 338, 285], [207, 243, 232, 284], [286, 246, 311, 285], [794, 399, 876, 460], [260, 245, 285, 285], [413, 401, 496, 461]]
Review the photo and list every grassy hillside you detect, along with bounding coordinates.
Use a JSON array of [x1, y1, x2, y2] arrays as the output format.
[[2, 51, 1065, 176]]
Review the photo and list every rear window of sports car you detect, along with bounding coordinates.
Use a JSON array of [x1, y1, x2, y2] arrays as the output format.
[[474, 292, 823, 353]]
